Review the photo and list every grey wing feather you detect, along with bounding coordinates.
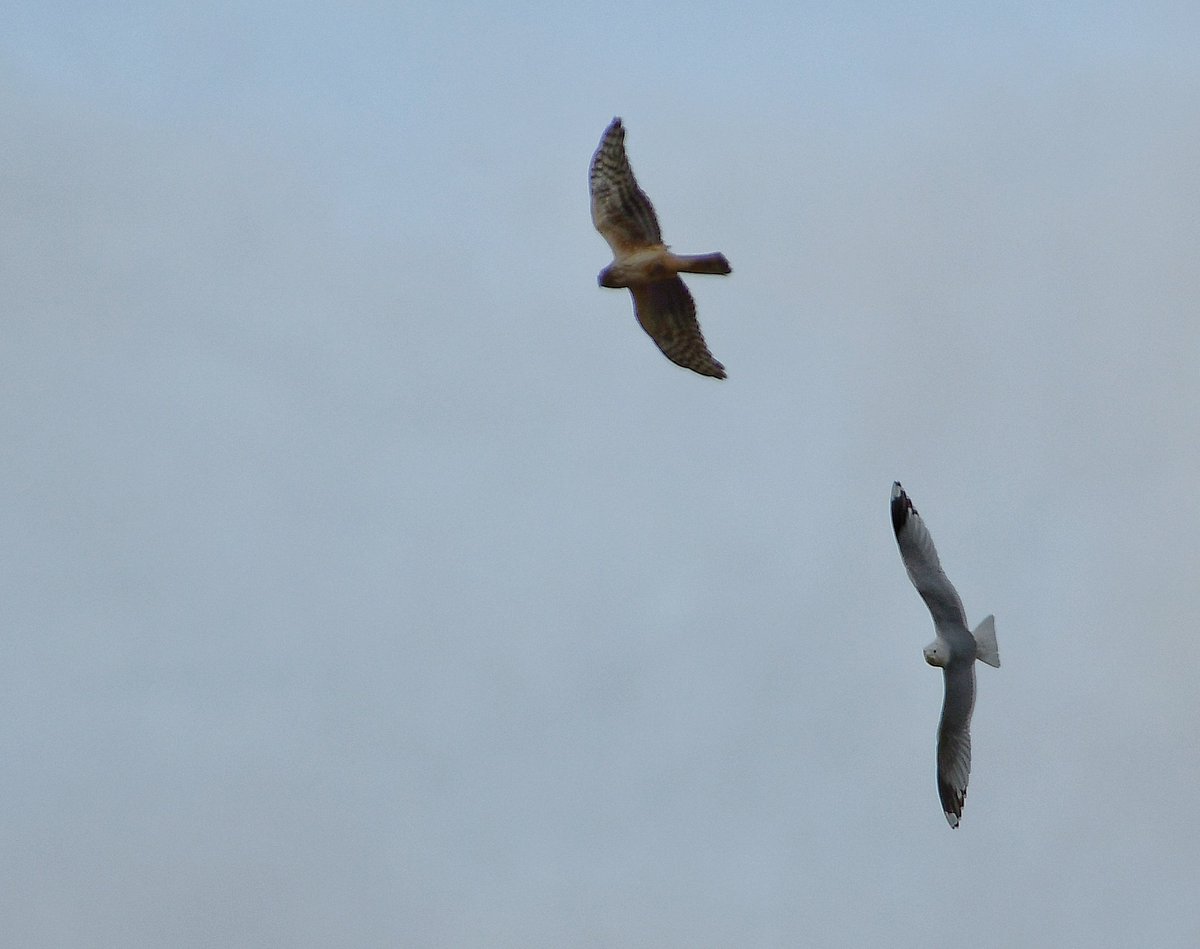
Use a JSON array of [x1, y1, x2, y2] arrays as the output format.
[[629, 279, 726, 379], [936, 662, 976, 828], [589, 117, 664, 254], [890, 483, 968, 631]]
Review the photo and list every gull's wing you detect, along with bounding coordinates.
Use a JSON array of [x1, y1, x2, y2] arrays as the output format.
[[589, 117, 664, 256], [890, 482, 968, 631], [629, 278, 726, 379], [936, 662, 976, 828]]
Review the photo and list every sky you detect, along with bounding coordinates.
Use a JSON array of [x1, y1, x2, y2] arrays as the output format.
[[3, 2, 1200, 946]]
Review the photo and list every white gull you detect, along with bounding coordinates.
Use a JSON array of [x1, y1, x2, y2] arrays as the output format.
[[891, 482, 1000, 828]]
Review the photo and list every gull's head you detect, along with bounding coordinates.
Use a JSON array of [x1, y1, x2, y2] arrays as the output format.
[[923, 639, 949, 667]]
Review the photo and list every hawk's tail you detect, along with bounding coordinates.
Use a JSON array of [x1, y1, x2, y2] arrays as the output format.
[[672, 252, 732, 276]]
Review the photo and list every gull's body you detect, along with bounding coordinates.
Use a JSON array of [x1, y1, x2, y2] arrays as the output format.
[[890, 482, 1000, 828]]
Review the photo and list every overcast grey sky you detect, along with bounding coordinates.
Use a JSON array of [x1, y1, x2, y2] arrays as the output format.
[[3, 3, 1200, 946]]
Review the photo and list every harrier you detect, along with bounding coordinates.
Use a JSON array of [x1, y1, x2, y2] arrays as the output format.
[[891, 482, 1001, 828], [589, 117, 731, 379]]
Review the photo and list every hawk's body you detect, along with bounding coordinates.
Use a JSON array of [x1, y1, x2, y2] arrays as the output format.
[[589, 117, 731, 379]]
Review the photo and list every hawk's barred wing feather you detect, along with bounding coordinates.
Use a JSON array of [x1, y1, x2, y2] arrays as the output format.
[[629, 279, 726, 379], [590, 118, 664, 254]]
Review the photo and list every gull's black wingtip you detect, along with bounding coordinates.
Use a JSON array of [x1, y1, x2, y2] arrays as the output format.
[[890, 481, 912, 537]]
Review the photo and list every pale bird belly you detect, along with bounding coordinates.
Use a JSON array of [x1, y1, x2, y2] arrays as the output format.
[[621, 247, 674, 283]]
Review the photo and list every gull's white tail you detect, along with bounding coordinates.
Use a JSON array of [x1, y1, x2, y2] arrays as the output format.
[[972, 614, 1000, 668]]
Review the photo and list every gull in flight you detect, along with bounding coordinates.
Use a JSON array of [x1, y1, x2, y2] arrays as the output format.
[[890, 482, 1000, 828], [589, 117, 731, 379]]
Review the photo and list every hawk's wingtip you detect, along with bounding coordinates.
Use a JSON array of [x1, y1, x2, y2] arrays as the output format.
[[699, 358, 727, 380]]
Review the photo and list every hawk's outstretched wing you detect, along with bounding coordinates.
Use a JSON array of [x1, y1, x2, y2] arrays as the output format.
[[590, 117, 663, 255], [629, 279, 726, 379]]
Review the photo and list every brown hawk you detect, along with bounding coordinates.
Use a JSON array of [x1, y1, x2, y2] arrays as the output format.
[[589, 117, 731, 379]]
